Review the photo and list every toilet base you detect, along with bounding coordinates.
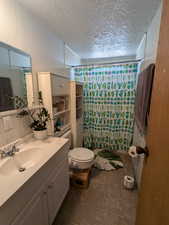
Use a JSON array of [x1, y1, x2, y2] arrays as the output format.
[[70, 168, 91, 189]]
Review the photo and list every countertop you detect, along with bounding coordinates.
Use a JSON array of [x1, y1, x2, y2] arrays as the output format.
[[0, 137, 69, 208]]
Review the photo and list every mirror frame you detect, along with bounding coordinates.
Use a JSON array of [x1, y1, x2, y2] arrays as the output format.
[[0, 42, 36, 116]]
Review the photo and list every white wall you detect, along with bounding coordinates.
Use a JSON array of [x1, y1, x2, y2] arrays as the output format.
[[144, 3, 162, 66], [134, 1, 162, 148], [136, 34, 147, 61], [133, 1, 162, 189], [81, 55, 136, 65], [0, 0, 81, 148], [0, 0, 80, 74], [136, 2, 162, 69], [65, 45, 81, 66]]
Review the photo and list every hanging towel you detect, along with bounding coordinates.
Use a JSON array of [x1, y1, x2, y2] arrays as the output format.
[[135, 64, 155, 134]]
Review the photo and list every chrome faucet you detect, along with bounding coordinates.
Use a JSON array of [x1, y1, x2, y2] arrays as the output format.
[[0, 144, 20, 159]]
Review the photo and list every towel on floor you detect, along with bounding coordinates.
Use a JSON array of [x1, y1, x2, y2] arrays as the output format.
[[94, 149, 123, 171], [135, 64, 155, 134]]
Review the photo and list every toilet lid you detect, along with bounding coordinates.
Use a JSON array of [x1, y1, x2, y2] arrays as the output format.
[[69, 148, 94, 162]]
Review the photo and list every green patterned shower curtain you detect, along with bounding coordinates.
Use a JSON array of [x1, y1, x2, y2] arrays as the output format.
[[73, 63, 138, 151]]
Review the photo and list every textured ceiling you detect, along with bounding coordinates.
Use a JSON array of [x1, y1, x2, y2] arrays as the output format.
[[17, 0, 161, 59]]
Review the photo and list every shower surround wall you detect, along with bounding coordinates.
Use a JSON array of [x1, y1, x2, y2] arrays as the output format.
[[133, 2, 162, 188]]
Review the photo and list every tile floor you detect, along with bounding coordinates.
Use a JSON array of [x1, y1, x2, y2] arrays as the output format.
[[53, 154, 138, 225]]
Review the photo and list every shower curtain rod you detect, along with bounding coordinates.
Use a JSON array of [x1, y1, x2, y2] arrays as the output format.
[[71, 59, 142, 68]]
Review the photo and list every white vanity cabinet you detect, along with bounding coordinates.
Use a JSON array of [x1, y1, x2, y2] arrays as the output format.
[[11, 188, 48, 225], [11, 159, 69, 225], [47, 159, 69, 224], [0, 139, 70, 225]]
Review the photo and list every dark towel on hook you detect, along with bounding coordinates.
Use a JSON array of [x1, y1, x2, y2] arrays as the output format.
[[135, 64, 155, 134]]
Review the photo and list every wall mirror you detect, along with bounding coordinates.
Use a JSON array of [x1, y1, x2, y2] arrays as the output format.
[[0, 42, 32, 113]]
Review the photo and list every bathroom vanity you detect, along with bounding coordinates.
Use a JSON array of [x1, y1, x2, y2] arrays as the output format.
[[0, 137, 70, 225]]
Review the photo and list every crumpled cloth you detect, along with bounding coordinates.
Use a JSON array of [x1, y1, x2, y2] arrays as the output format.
[[94, 149, 124, 171]]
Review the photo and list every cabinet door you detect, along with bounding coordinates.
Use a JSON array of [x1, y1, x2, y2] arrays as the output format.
[[47, 160, 69, 224], [11, 190, 49, 225], [52, 76, 70, 96]]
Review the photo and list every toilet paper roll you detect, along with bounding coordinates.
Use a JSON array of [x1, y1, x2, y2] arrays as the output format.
[[128, 146, 138, 158], [123, 176, 135, 190]]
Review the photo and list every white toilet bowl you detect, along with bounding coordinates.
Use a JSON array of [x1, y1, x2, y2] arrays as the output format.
[[69, 148, 94, 169]]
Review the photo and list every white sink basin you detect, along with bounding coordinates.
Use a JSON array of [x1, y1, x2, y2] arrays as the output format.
[[0, 158, 18, 176], [15, 147, 43, 168], [0, 148, 43, 176]]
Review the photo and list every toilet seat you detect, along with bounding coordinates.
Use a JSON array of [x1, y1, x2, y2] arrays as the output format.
[[69, 148, 94, 169], [69, 148, 94, 162]]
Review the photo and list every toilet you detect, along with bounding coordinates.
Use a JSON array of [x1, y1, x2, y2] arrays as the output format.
[[69, 147, 95, 169], [62, 130, 94, 169]]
